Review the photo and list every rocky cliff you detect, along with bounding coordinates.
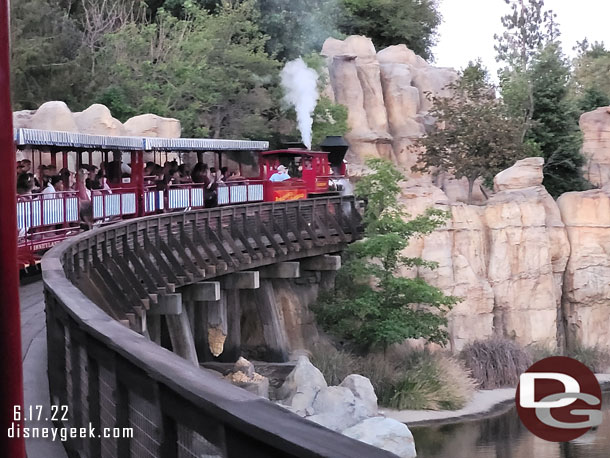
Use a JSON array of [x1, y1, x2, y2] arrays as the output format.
[[13, 101, 181, 138], [320, 37, 610, 353], [398, 158, 610, 353], [581, 106, 610, 188], [321, 36, 457, 170]]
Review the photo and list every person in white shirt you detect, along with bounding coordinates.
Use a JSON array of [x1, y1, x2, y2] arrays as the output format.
[[269, 165, 291, 182], [42, 176, 63, 199]]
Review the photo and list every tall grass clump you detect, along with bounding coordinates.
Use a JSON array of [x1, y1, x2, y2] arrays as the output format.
[[309, 341, 359, 386], [460, 338, 532, 389], [380, 352, 476, 410]]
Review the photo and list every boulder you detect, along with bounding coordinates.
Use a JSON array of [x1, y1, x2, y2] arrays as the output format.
[[124, 113, 181, 138], [342, 417, 417, 458], [339, 374, 378, 417], [13, 110, 35, 129], [224, 357, 269, 398], [558, 188, 610, 349], [493, 157, 544, 191], [580, 106, 610, 187], [308, 386, 360, 431], [411, 66, 457, 113], [29, 101, 78, 132], [277, 356, 327, 414], [73, 104, 126, 136]]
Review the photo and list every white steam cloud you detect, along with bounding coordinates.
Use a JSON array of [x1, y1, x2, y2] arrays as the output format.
[[280, 58, 319, 150]]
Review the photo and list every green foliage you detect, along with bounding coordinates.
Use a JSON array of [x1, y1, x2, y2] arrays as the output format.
[[314, 159, 458, 351], [461, 338, 532, 389], [528, 43, 589, 196], [10, 0, 85, 109], [311, 96, 349, 150], [415, 62, 525, 203], [571, 41, 610, 111], [339, 0, 440, 60], [255, 0, 343, 61], [95, 1, 280, 138]]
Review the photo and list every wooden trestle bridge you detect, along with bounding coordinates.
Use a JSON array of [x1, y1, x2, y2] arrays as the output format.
[[42, 196, 397, 457]]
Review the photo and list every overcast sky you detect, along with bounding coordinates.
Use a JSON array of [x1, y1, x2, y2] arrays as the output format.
[[433, 0, 610, 77]]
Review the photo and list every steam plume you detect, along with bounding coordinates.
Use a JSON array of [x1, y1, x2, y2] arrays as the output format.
[[280, 58, 319, 149]]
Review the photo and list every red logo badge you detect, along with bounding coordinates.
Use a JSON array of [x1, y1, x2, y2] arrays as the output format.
[[516, 356, 602, 442]]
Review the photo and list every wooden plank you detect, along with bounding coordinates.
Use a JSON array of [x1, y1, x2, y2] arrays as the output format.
[[179, 225, 210, 270], [206, 223, 236, 267], [257, 215, 284, 257], [231, 222, 260, 261], [159, 237, 192, 282], [220, 228, 248, 264], [244, 216, 271, 258], [297, 213, 322, 247], [324, 205, 347, 241], [190, 220, 221, 264], [133, 238, 167, 287], [165, 311, 199, 366], [272, 219, 296, 253], [144, 234, 179, 284], [168, 230, 202, 278]]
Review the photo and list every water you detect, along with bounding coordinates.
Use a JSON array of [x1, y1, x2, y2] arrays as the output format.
[[411, 392, 610, 458]]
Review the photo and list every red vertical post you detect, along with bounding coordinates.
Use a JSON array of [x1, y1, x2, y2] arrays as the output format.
[[0, 1, 26, 457]]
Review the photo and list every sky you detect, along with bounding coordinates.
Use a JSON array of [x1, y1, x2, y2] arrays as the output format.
[[433, 0, 610, 77]]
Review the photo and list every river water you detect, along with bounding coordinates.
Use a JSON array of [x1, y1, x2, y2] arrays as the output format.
[[411, 392, 610, 458]]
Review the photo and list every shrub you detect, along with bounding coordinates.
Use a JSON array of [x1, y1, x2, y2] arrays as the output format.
[[460, 338, 532, 389], [568, 345, 610, 373], [382, 352, 476, 411], [309, 341, 359, 386]]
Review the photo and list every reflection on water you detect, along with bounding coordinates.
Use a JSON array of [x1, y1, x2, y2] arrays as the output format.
[[411, 392, 610, 458]]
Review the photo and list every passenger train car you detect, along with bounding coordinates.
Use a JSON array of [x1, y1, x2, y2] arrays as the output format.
[[15, 129, 350, 266]]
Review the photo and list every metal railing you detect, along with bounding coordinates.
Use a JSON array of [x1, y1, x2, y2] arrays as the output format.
[[42, 197, 394, 458]]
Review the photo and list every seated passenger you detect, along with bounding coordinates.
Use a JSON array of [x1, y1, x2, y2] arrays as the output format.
[[269, 165, 291, 182]]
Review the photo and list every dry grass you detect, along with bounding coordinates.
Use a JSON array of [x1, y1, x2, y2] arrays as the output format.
[[383, 352, 476, 410], [309, 341, 359, 386], [310, 343, 476, 411], [568, 345, 610, 373], [460, 338, 532, 389]]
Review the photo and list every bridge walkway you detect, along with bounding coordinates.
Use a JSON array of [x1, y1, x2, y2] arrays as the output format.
[[20, 280, 68, 458]]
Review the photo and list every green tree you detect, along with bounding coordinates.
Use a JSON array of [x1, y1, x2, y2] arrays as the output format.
[[529, 43, 590, 196], [311, 96, 349, 150], [10, 0, 85, 109], [314, 159, 458, 351], [495, 0, 558, 141], [571, 40, 610, 111], [414, 62, 525, 203], [339, 0, 441, 59], [95, 1, 280, 138]]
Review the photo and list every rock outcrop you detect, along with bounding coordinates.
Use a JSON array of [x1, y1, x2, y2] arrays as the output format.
[[580, 106, 610, 187], [558, 188, 610, 350], [322, 36, 457, 168], [401, 159, 571, 351], [224, 357, 270, 398], [13, 101, 181, 138], [276, 356, 416, 458]]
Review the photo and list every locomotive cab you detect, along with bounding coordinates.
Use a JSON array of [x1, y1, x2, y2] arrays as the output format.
[[260, 149, 341, 201]]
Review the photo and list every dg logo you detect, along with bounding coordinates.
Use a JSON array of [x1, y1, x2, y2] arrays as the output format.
[[516, 356, 603, 442]]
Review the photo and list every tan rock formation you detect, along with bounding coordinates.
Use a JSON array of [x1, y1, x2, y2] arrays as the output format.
[[28, 101, 78, 132], [399, 159, 569, 351], [494, 157, 544, 191], [322, 36, 457, 168], [124, 113, 182, 138], [558, 188, 610, 349], [73, 104, 126, 136], [13, 110, 35, 129], [580, 106, 610, 187]]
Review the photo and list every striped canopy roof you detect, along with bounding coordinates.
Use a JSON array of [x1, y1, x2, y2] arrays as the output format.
[[14, 128, 269, 152]]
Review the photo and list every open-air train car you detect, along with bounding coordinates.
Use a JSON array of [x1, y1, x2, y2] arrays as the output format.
[[15, 129, 351, 266]]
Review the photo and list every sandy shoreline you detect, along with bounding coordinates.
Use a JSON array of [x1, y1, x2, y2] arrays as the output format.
[[382, 373, 610, 427]]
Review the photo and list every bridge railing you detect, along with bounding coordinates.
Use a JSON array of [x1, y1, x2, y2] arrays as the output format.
[[43, 197, 396, 458]]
